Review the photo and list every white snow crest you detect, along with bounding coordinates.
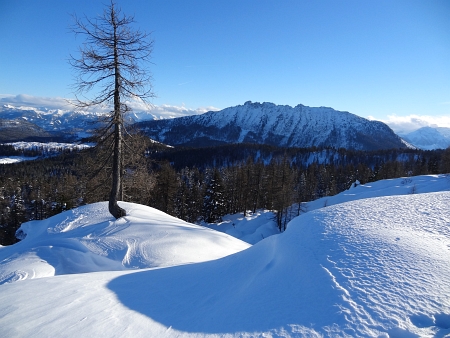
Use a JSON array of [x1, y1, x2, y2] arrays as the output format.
[[0, 202, 249, 285]]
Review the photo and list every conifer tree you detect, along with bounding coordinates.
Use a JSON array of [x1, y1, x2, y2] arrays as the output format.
[[441, 147, 450, 174], [203, 168, 226, 223], [70, 1, 154, 218], [152, 162, 178, 215]]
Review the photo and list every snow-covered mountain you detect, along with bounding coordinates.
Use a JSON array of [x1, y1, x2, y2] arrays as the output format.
[[137, 101, 411, 150], [0, 175, 449, 337], [0, 104, 158, 141], [1, 105, 103, 136], [400, 126, 450, 150]]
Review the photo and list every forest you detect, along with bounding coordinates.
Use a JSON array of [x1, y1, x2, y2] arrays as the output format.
[[1, 136, 450, 245]]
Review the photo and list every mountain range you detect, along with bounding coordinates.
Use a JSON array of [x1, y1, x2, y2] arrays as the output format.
[[1, 102, 448, 150], [136, 101, 410, 150], [0, 104, 156, 142]]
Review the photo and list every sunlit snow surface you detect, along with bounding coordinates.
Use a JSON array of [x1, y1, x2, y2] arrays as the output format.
[[0, 156, 38, 164], [0, 202, 250, 284], [0, 142, 92, 164], [0, 175, 449, 337]]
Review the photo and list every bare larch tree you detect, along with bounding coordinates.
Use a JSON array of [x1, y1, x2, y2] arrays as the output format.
[[70, 1, 154, 218]]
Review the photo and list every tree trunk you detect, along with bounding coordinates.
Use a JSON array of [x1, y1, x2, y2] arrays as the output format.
[[109, 121, 126, 218], [109, 4, 126, 219]]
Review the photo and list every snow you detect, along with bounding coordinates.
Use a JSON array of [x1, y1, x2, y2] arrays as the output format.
[[203, 209, 279, 244], [0, 156, 38, 164], [149, 101, 410, 150], [6, 141, 92, 152], [304, 174, 450, 213], [0, 175, 449, 337], [0, 142, 92, 164], [0, 202, 249, 284], [0, 102, 197, 134], [203, 175, 450, 245], [400, 126, 450, 150]]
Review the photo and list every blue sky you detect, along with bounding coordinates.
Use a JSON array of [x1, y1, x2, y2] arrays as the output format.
[[0, 0, 449, 131]]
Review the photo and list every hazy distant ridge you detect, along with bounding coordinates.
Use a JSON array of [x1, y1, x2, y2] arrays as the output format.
[[400, 126, 450, 150]]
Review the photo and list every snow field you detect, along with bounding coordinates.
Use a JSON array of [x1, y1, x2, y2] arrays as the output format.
[[0, 174, 449, 337]]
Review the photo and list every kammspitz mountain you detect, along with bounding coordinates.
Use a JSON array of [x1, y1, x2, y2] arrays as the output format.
[[136, 101, 412, 150]]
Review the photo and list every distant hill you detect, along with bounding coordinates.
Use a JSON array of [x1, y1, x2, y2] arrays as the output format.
[[400, 126, 450, 150], [0, 118, 64, 142], [136, 101, 411, 150]]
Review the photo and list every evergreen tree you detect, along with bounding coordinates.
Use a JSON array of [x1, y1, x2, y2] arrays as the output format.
[[203, 168, 226, 223], [152, 162, 177, 215], [441, 147, 450, 174]]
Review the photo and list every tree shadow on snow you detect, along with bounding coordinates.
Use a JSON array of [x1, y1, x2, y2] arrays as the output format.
[[107, 241, 350, 335]]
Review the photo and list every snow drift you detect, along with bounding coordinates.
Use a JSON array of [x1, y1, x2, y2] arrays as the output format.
[[0, 202, 250, 284]]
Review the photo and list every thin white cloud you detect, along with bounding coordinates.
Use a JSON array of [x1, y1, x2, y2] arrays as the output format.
[[0, 94, 218, 119], [0, 94, 76, 110], [148, 104, 218, 119], [369, 114, 450, 134]]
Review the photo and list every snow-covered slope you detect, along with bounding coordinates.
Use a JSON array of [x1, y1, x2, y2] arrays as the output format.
[[0, 156, 38, 164], [0, 184, 449, 337], [138, 101, 410, 150], [401, 126, 450, 150], [0, 106, 102, 135], [0, 142, 92, 164], [0, 202, 249, 284], [304, 174, 450, 213]]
